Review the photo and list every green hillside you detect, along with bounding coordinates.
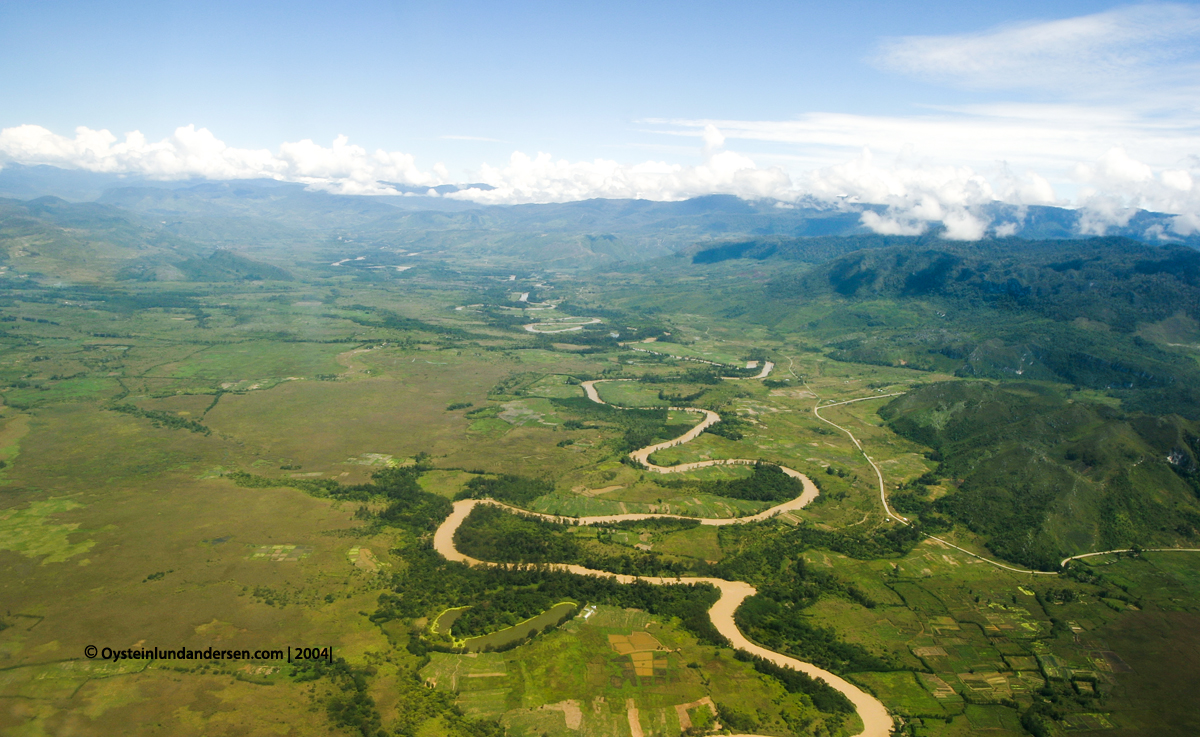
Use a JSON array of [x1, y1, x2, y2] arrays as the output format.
[[172, 249, 293, 282], [0, 197, 294, 283], [880, 381, 1200, 569], [677, 238, 1200, 420], [0, 196, 205, 282], [773, 237, 1200, 330]]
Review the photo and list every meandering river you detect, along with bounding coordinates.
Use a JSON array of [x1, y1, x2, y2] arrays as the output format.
[[431, 378, 893, 737]]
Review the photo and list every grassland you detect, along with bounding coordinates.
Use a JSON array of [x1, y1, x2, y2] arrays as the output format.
[[1, 251, 1197, 737]]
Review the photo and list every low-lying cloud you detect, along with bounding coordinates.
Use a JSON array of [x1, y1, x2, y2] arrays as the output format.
[[1, 122, 1197, 241], [0, 124, 443, 195], [2, 5, 1197, 241]]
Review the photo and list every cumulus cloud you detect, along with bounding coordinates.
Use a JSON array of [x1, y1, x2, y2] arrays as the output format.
[[792, 150, 999, 239], [0, 122, 796, 204], [0, 124, 441, 194], [642, 102, 1197, 239], [1071, 147, 1200, 235], [449, 154, 789, 204], [2, 122, 1198, 243], [860, 211, 927, 236], [443, 130, 790, 205]]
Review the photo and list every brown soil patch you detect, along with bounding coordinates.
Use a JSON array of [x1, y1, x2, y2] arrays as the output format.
[[538, 700, 583, 730], [571, 484, 625, 497], [626, 699, 643, 737], [675, 697, 716, 730], [607, 632, 663, 655], [918, 673, 958, 699]]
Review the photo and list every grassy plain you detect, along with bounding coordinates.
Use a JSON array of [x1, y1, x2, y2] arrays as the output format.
[[1, 255, 1197, 737]]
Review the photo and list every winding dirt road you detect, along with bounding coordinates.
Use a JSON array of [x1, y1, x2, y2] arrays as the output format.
[[433, 360, 1200, 734], [811, 392, 1060, 576], [433, 377, 893, 737]]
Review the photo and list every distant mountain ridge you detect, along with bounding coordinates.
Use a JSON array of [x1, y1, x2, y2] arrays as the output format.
[[1, 165, 1195, 264], [0, 196, 290, 283], [772, 237, 1200, 331], [735, 237, 1200, 420]]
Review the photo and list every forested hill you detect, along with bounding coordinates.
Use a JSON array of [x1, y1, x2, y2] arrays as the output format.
[[769, 238, 1200, 331], [690, 234, 935, 264], [880, 381, 1200, 570], [684, 236, 1200, 422]]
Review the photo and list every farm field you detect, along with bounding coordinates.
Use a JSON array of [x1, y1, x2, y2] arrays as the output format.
[[419, 604, 836, 737]]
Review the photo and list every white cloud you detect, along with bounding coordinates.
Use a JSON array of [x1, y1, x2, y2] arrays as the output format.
[[649, 104, 1200, 183], [1172, 213, 1200, 236], [942, 210, 989, 241], [1163, 169, 1194, 191], [874, 3, 1200, 98], [860, 211, 927, 236], [0, 124, 441, 194], [794, 150, 998, 239], [0, 123, 795, 204], [1, 119, 1198, 244], [444, 142, 791, 205], [1070, 147, 1200, 234]]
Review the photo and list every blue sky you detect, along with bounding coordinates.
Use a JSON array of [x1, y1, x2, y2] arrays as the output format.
[[1, 1, 1198, 237], [0, 0, 1141, 162]]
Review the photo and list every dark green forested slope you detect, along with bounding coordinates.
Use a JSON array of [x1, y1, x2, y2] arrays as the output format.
[[772, 237, 1200, 330], [879, 381, 1200, 569], [712, 237, 1200, 420]]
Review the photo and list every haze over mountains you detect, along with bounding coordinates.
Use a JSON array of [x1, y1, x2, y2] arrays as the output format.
[[1, 164, 1197, 282]]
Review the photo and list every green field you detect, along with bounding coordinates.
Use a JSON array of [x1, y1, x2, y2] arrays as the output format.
[[3, 212, 1200, 737], [419, 604, 845, 736]]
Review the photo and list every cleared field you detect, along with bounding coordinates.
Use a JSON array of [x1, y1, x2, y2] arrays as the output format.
[[421, 651, 508, 690], [850, 671, 950, 718], [653, 526, 723, 562], [419, 469, 482, 498], [525, 373, 586, 399], [594, 381, 669, 407], [459, 602, 578, 652], [627, 341, 745, 366]]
